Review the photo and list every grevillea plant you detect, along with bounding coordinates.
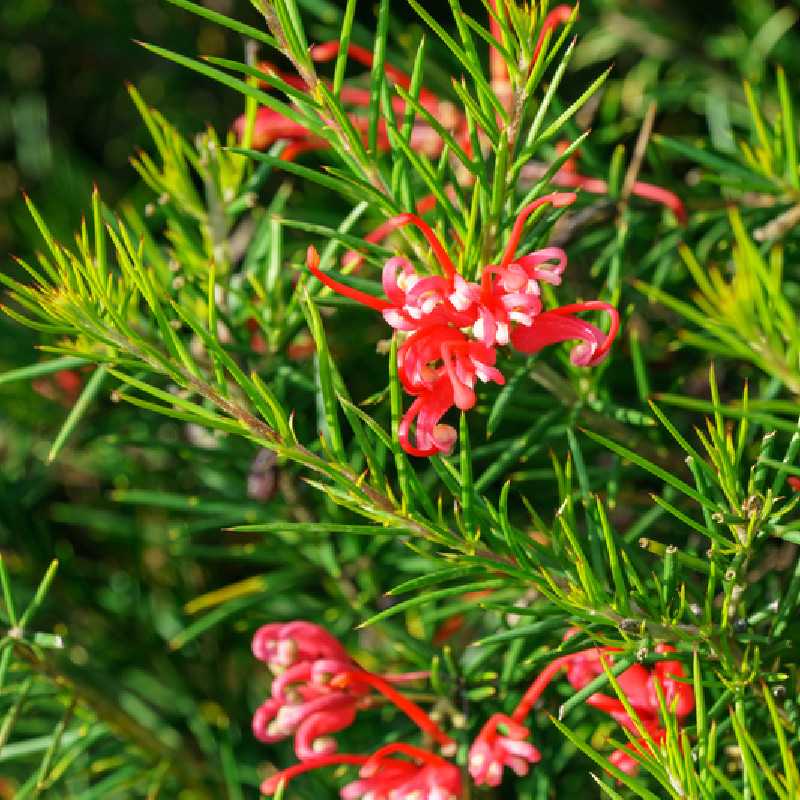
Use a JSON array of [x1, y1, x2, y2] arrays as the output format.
[[2, 0, 800, 798]]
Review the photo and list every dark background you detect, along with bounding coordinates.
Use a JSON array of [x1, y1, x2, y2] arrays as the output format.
[[0, 0, 766, 259]]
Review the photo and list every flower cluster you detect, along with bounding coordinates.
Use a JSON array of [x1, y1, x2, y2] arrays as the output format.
[[251, 620, 366, 759], [261, 744, 462, 800], [480, 629, 696, 778], [308, 193, 619, 456], [251, 621, 450, 761], [253, 622, 693, 796]]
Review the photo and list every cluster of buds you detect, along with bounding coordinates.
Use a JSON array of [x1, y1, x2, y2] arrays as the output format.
[[251, 621, 367, 759], [253, 622, 693, 796], [308, 192, 619, 456]]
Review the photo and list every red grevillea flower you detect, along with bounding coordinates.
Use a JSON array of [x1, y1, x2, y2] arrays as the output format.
[[252, 621, 448, 761], [251, 621, 366, 758], [468, 631, 694, 784], [343, 743, 462, 800], [308, 194, 619, 457], [468, 713, 541, 787], [261, 743, 462, 799]]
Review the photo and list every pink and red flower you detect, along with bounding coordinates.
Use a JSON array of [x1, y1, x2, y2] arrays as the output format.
[[308, 194, 619, 457], [468, 713, 541, 787], [253, 621, 693, 793], [251, 621, 452, 761], [468, 630, 694, 785], [261, 743, 462, 799]]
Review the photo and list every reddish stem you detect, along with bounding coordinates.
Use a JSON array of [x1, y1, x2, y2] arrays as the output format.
[[341, 194, 442, 270], [331, 670, 455, 749], [511, 656, 570, 724], [387, 214, 458, 281], [365, 741, 451, 768], [499, 193, 577, 268], [261, 754, 368, 794], [306, 246, 391, 312]]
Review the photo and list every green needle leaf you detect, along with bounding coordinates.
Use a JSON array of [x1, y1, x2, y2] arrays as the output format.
[[48, 366, 109, 463]]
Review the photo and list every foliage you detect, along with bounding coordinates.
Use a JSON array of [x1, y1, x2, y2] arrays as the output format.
[[2, 0, 800, 798]]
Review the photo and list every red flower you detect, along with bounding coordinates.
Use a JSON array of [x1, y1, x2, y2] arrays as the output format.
[[251, 621, 451, 761], [468, 713, 541, 787], [261, 743, 462, 799], [482, 631, 694, 780], [308, 194, 619, 457], [342, 743, 462, 800], [251, 622, 365, 758]]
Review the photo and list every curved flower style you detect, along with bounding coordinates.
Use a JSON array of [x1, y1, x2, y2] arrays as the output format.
[[261, 743, 462, 799], [251, 621, 451, 761], [468, 632, 694, 784], [308, 194, 619, 456]]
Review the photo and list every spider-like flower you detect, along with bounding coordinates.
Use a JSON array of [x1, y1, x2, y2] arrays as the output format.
[[468, 630, 694, 785], [261, 743, 462, 799], [308, 194, 619, 456], [468, 713, 541, 787], [251, 621, 451, 761]]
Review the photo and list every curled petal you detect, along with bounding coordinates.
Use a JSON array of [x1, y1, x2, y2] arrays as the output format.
[[349, 744, 462, 800], [517, 247, 568, 284], [469, 713, 541, 787], [510, 302, 619, 366], [271, 661, 313, 700], [398, 382, 456, 458], [294, 699, 358, 759], [252, 620, 350, 671], [251, 623, 285, 663], [252, 698, 285, 743], [381, 256, 417, 305], [500, 193, 577, 269]]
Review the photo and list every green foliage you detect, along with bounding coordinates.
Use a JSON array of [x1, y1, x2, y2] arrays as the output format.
[[2, 1, 800, 798]]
